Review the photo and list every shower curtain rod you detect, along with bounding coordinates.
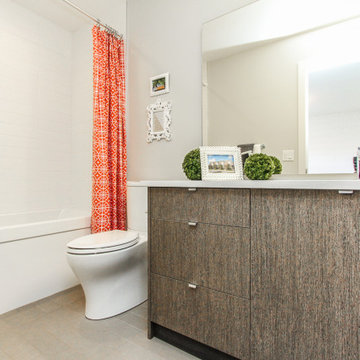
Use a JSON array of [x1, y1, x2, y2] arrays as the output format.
[[60, 0, 123, 39]]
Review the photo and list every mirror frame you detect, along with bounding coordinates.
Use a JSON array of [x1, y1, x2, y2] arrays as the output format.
[[146, 98, 172, 143]]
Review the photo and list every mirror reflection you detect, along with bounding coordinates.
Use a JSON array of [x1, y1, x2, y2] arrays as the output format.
[[202, 3, 360, 174], [306, 61, 360, 174]]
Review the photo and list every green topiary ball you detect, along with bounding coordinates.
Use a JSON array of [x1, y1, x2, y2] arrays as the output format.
[[270, 156, 282, 174], [244, 153, 275, 180], [182, 148, 202, 180]]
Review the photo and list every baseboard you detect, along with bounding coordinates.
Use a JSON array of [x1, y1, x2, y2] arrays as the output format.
[[151, 322, 240, 360]]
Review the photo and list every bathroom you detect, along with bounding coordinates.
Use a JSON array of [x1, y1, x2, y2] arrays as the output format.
[[1, 0, 360, 359]]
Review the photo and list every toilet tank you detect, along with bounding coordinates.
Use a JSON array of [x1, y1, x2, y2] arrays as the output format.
[[127, 183, 147, 233]]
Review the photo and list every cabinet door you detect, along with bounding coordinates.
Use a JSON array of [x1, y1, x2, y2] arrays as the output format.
[[197, 223, 250, 299], [150, 274, 250, 360], [150, 219, 250, 298], [150, 274, 200, 341], [149, 187, 250, 227], [251, 190, 360, 360], [150, 219, 197, 283]]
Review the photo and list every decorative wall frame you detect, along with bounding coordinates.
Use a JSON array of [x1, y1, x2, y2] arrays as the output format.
[[150, 73, 170, 96], [147, 98, 172, 143], [200, 146, 243, 180]]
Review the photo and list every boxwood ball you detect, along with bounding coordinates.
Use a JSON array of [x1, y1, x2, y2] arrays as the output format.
[[270, 155, 282, 174], [182, 148, 202, 180], [244, 153, 275, 180]]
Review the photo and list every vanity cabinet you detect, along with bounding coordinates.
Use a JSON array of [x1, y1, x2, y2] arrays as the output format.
[[251, 189, 360, 360], [149, 187, 251, 360], [148, 187, 360, 360]]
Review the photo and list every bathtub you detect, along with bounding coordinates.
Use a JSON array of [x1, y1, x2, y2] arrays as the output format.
[[0, 210, 91, 314]]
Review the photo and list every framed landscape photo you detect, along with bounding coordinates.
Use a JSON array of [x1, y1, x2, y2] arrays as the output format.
[[200, 146, 243, 180], [150, 73, 170, 96]]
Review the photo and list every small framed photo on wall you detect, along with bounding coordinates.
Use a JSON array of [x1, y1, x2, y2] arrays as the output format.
[[150, 73, 170, 96], [200, 146, 243, 180]]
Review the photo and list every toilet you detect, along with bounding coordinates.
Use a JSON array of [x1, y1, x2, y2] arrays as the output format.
[[66, 185, 148, 320], [66, 230, 147, 320]]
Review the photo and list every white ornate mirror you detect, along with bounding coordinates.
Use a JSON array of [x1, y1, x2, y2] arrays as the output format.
[[146, 98, 172, 143]]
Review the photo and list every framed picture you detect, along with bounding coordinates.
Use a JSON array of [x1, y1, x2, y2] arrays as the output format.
[[200, 146, 243, 180], [150, 73, 170, 96]]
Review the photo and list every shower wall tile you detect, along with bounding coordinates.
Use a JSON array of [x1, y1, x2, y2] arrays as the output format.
[[0, 0, 73, 215], [70, 26, 93, 213]]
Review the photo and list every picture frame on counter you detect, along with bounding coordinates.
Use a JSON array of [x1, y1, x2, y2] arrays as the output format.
[[200, 146, 243, 180]]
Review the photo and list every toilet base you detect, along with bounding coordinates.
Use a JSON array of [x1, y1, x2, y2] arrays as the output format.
[[84, 278, 147, 320], [85, 299, 147, 320], [67, 236, 147, 320], [85, 296, 147, 320]]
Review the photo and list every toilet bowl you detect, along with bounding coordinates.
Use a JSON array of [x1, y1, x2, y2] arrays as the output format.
[[66, 230, 147, 320]]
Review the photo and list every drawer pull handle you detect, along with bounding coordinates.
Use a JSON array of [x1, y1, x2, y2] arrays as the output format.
[[338, 190, 353, 195], [188, 188, 197, 192], [188, 283, 197, 289], [188, 221, 198, 227]]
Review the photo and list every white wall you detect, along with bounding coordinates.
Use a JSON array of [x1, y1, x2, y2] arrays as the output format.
[[0, 0, 73, 214], [127, 0, 252, 181], [71, 0, 126, 35]]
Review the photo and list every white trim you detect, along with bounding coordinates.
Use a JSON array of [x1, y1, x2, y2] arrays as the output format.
[[200, 146, 243, 180]]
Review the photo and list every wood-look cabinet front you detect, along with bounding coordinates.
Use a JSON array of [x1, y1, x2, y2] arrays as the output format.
[[150, 218, 250, 298], [151, 274, 250, 360], [251, 189, 360, 360], [149, 187, 251, 359], [148, 187, 360, 360], [149, 187, 250, 227]]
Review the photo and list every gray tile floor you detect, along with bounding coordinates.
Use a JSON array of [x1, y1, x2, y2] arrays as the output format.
[[0, 286, 197, 360]]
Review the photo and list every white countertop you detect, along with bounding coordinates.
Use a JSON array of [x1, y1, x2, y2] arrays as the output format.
[[127, 178, 360, 191]]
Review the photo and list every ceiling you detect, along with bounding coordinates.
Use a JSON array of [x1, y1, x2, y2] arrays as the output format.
[[12, 0, 90, 32]]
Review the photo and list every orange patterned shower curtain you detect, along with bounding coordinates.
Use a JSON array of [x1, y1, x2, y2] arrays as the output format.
[[91, 25, 127, 233]]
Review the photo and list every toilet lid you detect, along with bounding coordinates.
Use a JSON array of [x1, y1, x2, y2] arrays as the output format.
[[67, 230, 139, 254]]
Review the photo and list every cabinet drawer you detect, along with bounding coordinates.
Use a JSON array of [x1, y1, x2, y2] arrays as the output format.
[[150, 219, 250, 298], [149, 187, 250, 227], [150, 274, 250, 360]]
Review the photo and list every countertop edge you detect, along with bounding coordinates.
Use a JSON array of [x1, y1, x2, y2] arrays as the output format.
[[127, 180, 360, 191]]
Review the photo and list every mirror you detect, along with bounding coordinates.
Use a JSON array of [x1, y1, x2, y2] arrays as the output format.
[[202, 0, 360, 174], [147, 98, 172, 142]]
